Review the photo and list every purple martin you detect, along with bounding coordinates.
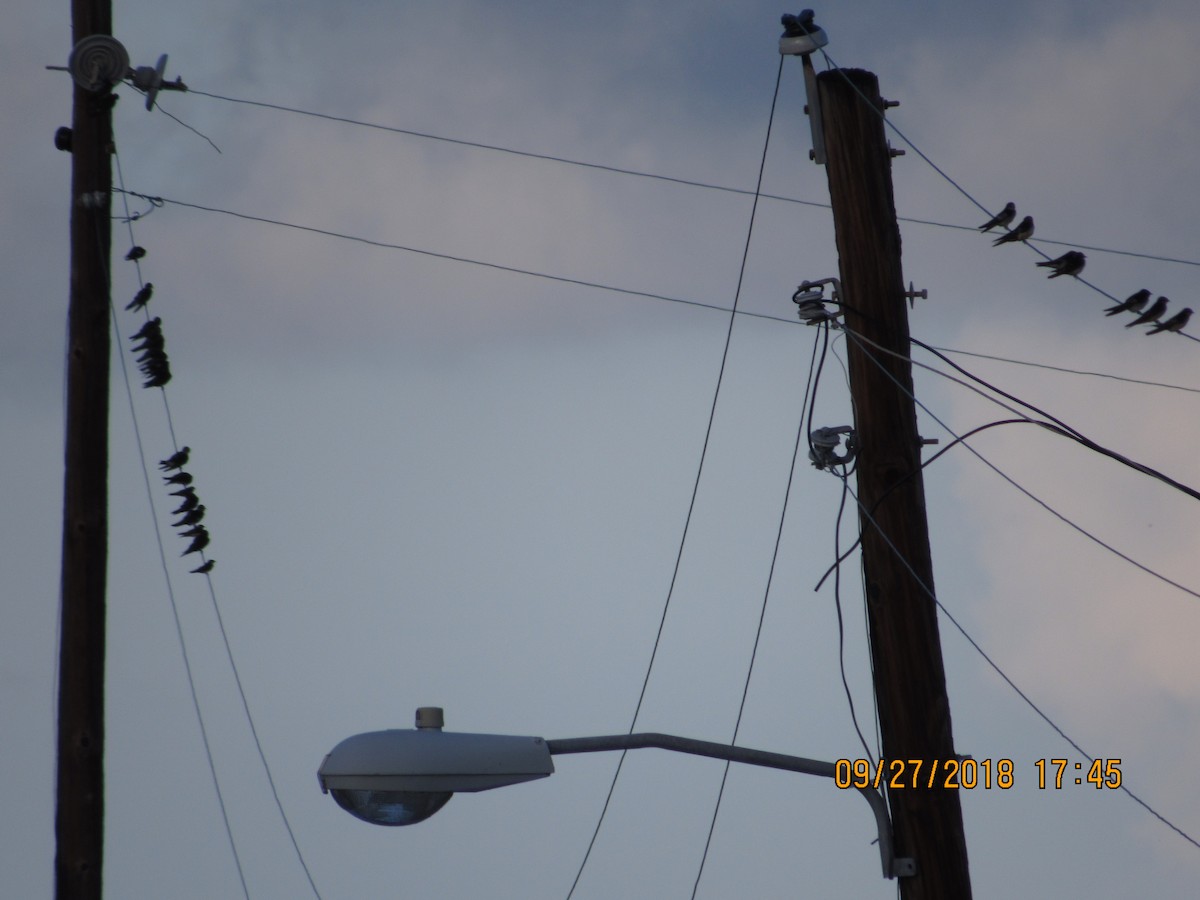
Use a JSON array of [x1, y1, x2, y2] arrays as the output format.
[[182, 530, 210, 556], [131, 336, 165, 355], [1035, 250, 1085, 278], [125, 246, 147, 261], [131, 317, 162, 340], [169, 485, 197, 500], [978, 202, 1016, 233], [1147, 307, 1192, 335], [1126, 296, 1168, 328], [992, 216, 1034, 246], [164, 471, 193, 486], [190, 560, 215, 575], [159, 447, 190, 471], [172, 493, 200, 514], [1104, 289, 1151, 316], [125, 283, 154, 311], [178, 524, 207, 539], [173, 505, 206, 528]]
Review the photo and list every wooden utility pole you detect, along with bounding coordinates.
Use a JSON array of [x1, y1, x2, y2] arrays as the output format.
[[816, 67, 973, 898], [57, 0, 115, 896]]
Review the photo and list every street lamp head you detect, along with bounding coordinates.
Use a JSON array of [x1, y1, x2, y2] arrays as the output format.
[[317, 708, 554, 826]]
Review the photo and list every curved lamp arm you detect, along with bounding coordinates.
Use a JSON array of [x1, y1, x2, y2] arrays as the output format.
[[547, 733, 908, 879]]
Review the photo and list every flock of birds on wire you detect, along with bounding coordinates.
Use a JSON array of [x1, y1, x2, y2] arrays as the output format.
[[979, 203, 1192, 335], [124, 245, 215, 575], [116, 196, 1188, 579]]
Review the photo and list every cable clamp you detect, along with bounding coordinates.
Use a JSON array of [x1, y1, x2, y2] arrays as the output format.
[[809, 425, 857, 469], [793, 278, 843, 325]]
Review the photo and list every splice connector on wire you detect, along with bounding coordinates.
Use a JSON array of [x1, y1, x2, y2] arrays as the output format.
[[809, 425, 858, 470], [793, 277, 844, 325]]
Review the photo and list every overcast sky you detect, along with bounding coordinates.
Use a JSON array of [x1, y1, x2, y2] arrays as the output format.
[[6, 0, 1200, 897]]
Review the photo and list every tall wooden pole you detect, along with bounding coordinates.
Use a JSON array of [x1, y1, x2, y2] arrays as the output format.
[[816, 67, 973, 899], [57, 0, 114, 896]]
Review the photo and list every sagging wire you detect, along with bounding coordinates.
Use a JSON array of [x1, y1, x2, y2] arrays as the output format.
[[563, 53, 786, 900], [836, 325, 1200, 851]]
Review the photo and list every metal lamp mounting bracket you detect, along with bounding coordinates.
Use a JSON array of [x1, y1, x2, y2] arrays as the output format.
[[779, 10, 829, 164]]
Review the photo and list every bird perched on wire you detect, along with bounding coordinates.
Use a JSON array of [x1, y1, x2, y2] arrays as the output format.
[[182, 529, 210, 556], [173, 505, 206, 528], [1036, 250, 1086, 278], [1126, 296, 1169, 328], [164, 471, 193, 486], [172, 492, 200, 514], [978, 202, 1016, 233], [131, 329, 164, 354], [992, 216, 1034, 246], [1105, 289, 1151, 316], [125, 283, 154, 311], [159, 447, 190, 471], [131, 317, 162, 340], [190, 560, 215, 575], [125, 246, 146, 261], [1147, 307, 1192, 335], [178, 524, 207, 538]]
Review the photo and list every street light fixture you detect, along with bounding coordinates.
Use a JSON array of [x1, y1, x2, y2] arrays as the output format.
[[318, 707, 911, 879]]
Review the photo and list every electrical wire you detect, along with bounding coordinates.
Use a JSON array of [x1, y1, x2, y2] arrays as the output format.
[[847, 478, 1200, 852], [800, 323, 876, 761], [843, 327, 1200, 602], [831, 468, 877, 764], [930, 346, 1200, 396], [911, 336, 1200, 503], [178, 87, 1200, 270], [690, 319, 812, 899], [113, 152, 325, 899], [798, 37, 1200, 341], [112, 188, 797, 327], [563, 55, 785, 900], [835, 326, 1200, 849], [104, 205, 252, 898]]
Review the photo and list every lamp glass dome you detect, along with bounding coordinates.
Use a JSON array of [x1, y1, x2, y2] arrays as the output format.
[[330, 788, 452, 826]]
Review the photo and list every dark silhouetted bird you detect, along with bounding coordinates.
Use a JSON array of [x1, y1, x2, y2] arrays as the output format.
[[1036, 251, 1086, 278], [182, 530, 210, 556], [159, 447, 190, 471], [173, 506, 206, 528], [131, 331, 165, 353], [978, 202, 1016, 233], [131, 317, 162, 340], [169, 485, 197, 500], [178, 525, 207, 538], [164, 471, 193, 486], [1105, 289, 1151, 316], [190, 560, 215, 575], [1126, 296, 1169, 328], [1147, 307, 1192, 335], [125, 246, 146, 261], [992, 216, 1034, 246], [172, 493, 200, 514], [125, 283, 153, 311]]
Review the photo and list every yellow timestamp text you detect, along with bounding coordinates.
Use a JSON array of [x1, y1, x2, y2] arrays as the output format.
[[1034, 758, 1122, 789], [835, 757, 1014, 790]]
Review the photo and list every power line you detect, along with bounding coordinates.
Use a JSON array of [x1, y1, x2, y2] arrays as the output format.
[[847, 478, 1200, 852], [929, 346, 1200, 396], [174, 86, 1200, 270], [113, 188, 797, 326], [844, 327, 1200, 601], [564, 55, 785, 900], [113, 153, 325, 899], [800, 43, 1200, 341]]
